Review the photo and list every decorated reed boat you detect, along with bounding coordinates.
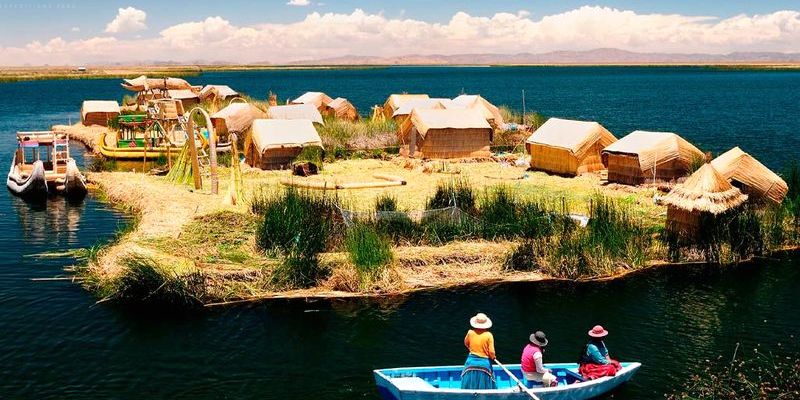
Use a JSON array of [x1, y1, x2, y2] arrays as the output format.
[[374, 362, 641, 400], [7, 131, 87, 200], [99, 105, 228, 160], [99, 113, 186, 160]]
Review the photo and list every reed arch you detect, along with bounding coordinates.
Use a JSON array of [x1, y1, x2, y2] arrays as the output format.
[[186, 107, 219, 194]]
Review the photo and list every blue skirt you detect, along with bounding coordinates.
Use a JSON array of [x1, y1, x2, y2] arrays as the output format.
[[461, 354, 496, 390]]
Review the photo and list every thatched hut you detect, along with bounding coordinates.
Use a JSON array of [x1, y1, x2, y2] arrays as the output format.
[[246, 119, 323, 170], [391, 98, 450, 127], [662, 163, 748, 237], [290, 92, 333, 112], [81, 100, 120, 126], [602, 130, 704, 185], [323, 97, 359, 121], [711, 147, 788, 205], [166, 89, 200, 108], [211, 103, 267, 137], [383, 94, 430, 119], [525, 118, 617, 176], [199, 85, 239, 102], [451, 95, 505, 129], [267, 104, 324, 125], [399, 108, 492, 159]]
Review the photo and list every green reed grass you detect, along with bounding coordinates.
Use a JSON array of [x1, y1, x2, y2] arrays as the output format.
[[111, 255, 206, 308], [426, 178, 477, 213], [252, 187, 337, 288], [345, 224, 393, 288], [375, 194, 398, 212], [317, 118, 397, 153]]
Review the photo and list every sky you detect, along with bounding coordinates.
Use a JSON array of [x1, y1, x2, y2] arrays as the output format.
[[0, 1, 799, 65]]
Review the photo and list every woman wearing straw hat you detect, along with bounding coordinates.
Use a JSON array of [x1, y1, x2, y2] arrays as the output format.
[[520, 331, 557, 387], [460, 313, 497, 389], [577, 325, 622, 380]]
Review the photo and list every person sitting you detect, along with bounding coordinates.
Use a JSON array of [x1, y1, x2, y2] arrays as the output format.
[[461, 313, 497, 390], [578, 325, 622, 380], [521, 331, 557, 388]]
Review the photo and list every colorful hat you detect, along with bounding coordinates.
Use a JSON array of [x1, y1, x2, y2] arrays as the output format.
[[470, 313, 493, 329], [529, 331, 548, 347], [588, 325, 609, 338]]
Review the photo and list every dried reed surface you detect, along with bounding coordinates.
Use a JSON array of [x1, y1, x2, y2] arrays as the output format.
[[84, 158, 667, 304], [53, 123, 107, 153]]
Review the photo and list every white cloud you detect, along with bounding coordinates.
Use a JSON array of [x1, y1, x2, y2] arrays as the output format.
[[70, 27, 80, 32], [287, 0, 310, 6], [105, 6, 147, 34], [2, 6, 800, 65]]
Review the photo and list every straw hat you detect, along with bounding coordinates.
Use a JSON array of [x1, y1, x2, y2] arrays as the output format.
[[588, 325, 609, 338], [469, 313, 493, 329], [529, 331, 548, 347]]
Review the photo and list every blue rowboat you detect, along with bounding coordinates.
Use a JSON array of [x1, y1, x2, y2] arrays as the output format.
[[374, 362, 641, 400]]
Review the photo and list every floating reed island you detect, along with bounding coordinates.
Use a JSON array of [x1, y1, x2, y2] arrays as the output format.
[[55, 77, 800, 308]]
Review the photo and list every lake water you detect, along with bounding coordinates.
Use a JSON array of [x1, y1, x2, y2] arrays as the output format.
[[1, 67, 799, 399]]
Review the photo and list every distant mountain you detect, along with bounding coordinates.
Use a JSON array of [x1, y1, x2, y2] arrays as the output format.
[[287, 48, 800, 65]]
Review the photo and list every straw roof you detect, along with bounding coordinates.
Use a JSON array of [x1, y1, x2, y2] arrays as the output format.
[[602, 130, 704, 172], [121, 75, 192, 92], [392, 98, 452, 117], [451, 95, 505, 126], [200, 85, 238, 100], [406, 108, 492, 139], [267, 104, 324, 125], [384, 94, 430, 112], [327, 97, 349, 110], [325, 97, 359, 120], [251, 119, 323, 153], [526, 118, 616, 158], [662, 164, 748, 214], [211, 103, 266, 134], [291, 92, 333, 108], [167, 89, 200, 101], [81, 100, 120, 119], [711, 147, 788, 204]]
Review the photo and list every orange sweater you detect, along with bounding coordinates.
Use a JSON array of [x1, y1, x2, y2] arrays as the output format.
[[464, 329, 496, 359]]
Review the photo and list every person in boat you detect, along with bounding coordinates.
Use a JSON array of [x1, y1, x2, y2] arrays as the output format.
[[521, 331, 557, 388], [461, 313, 496, 390], [578, 325, 622, 380]]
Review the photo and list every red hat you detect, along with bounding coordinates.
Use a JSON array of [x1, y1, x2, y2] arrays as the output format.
[[588, 325, 609, 338]]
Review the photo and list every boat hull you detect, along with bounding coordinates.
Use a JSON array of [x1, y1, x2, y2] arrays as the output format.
[[61, 159, 87, 199], [7, 158, 48, 200], [374, 362, 640, 400]]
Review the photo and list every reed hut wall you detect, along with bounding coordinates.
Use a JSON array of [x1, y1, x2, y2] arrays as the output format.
[[605, 153, 691, 185], [401, 127, 491, 159], [666, 206, 700, 238], [246, 143, 303, 170], [529, 141, 609, 176], [82, 112, 117, 127]]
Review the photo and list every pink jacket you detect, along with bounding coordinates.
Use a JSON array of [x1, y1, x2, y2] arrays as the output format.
[[521, 344, 545, 373]]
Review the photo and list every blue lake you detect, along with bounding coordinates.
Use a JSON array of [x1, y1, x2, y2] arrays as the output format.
[[0, 67, 798, 399]]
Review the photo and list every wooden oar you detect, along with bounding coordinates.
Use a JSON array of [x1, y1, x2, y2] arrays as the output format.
[[494, 359, 542, 400]]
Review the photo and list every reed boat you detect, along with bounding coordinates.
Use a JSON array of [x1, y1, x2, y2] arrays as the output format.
[[99, 131, 184, 160], [374, 362, 641, 400], [7, 131, 87, 199]]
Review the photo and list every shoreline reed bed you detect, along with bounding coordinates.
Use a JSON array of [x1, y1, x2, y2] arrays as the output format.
[[251, 187, 339, 288], [504, 194, 654, 278], [345, 223, 394, 289]]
